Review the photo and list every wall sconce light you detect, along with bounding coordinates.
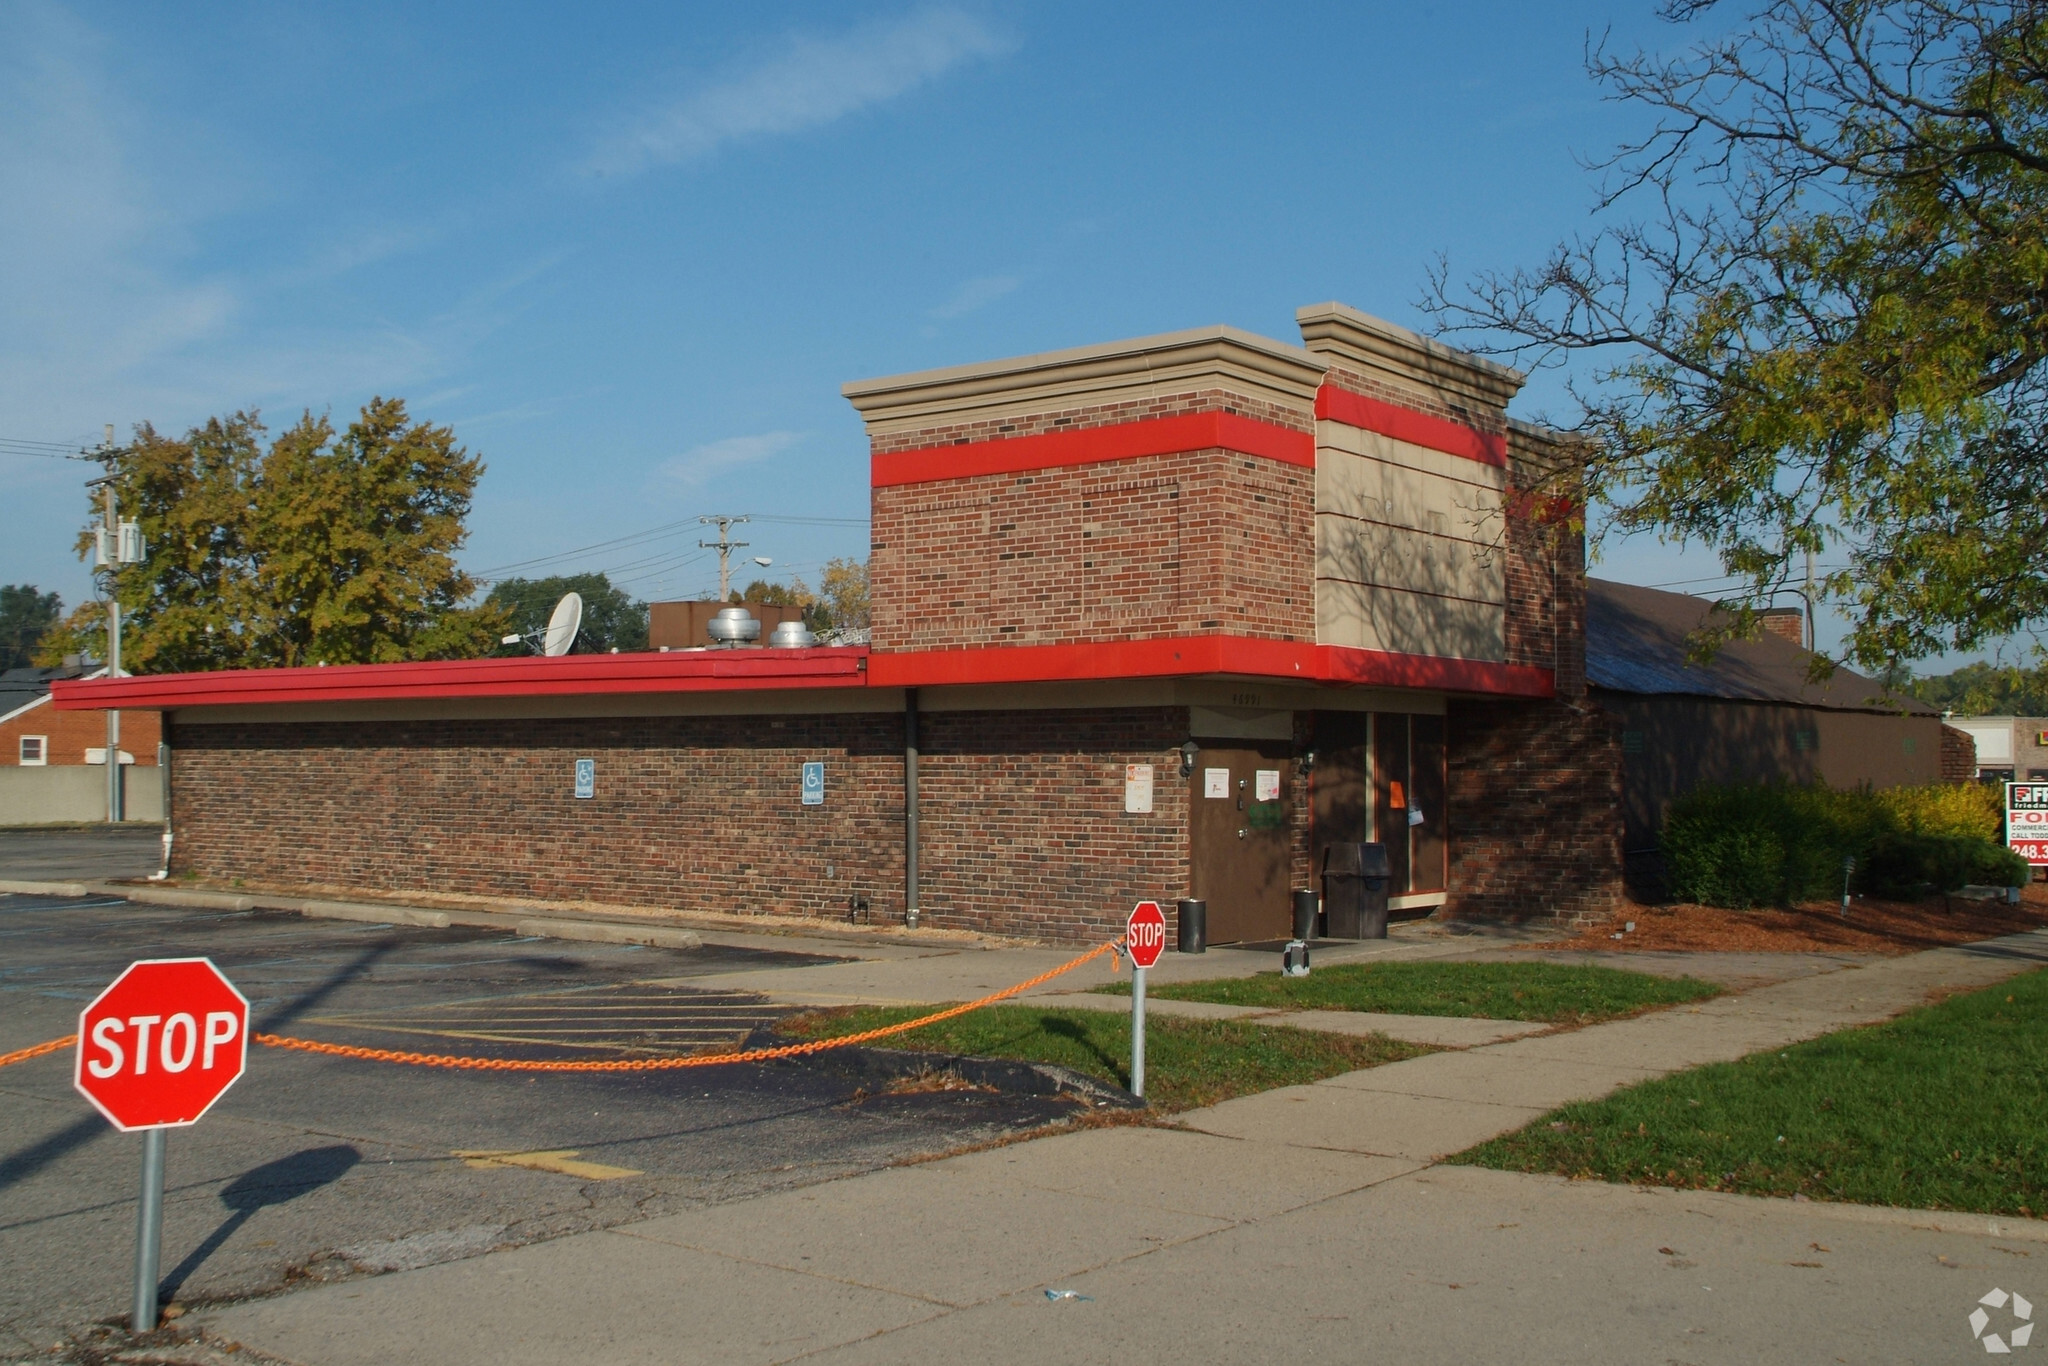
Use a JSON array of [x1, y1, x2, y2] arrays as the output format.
[[1298, 747, 1318, 775], [1178, 739, 1199, 778]]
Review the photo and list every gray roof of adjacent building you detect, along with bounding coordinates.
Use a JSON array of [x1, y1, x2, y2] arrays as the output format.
[[1585, 578, 1934, 715], [0, 664, 100, 725]]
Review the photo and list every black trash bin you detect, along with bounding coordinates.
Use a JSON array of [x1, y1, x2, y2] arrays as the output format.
[[1322, 842, 1393, 939]]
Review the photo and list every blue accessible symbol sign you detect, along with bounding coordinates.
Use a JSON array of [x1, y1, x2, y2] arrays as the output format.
[[801, 761, 825, 806], [574, 758, 595, 800]]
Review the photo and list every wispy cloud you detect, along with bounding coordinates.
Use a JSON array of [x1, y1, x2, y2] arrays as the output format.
[[661, 430, 803, 488], [928, 274, 1019, 320], [586, 8, 1009, 177]]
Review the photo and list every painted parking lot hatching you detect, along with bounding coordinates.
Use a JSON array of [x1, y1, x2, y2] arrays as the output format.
[[302, 983, 793, 1057]]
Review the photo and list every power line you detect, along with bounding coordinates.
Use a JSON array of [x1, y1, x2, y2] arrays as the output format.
[[472, 511, 869, 581]]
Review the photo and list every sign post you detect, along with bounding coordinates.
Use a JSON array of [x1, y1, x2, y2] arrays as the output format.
[[74, 958, 250, 1332], [1125, 901, 1166, 1100]]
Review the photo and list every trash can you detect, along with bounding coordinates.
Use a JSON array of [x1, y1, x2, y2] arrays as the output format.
[[1291, 889, 1320, 941], [1322, 842, 1392, 939], [1177, 898, 1206, 954]]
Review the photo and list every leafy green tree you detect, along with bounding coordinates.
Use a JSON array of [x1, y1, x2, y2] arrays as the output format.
[[0, 584, 62, 670], [486, 574, 648, 654], [37, 399, 506, 670], [1906, 661, 2048, 714], [816, 557, 870, 635], [732, 577, 811, 608], [1425, 1, 2048, 671]]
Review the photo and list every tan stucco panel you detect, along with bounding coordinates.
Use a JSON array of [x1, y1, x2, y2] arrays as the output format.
[[1316, 580, 1507, 661], [1314, 426, 1507, 662]]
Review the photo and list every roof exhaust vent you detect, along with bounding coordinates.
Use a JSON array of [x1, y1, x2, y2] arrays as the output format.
[[707, 607, 761, 647], [768, 620, 818, 649]]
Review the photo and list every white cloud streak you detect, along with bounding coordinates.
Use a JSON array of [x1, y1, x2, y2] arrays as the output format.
[[928, 274, 1019, 320], [661, 430, 804, 488], [587, 8, 1009, 177]]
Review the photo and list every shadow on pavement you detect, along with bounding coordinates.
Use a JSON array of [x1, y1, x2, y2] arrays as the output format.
[[160, 1144, 361, 1301], [0, 1115, 109, 1194]]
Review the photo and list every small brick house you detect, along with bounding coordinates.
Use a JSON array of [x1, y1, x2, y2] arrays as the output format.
[[2, 665, 162, 823], [57, 304, 1626, 941]]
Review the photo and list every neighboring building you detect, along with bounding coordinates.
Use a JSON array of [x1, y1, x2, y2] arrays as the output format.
[[1946, 716, 2048, 783], [58, 303, 1621, 942], [1586, 580, 1944, 856], [0, 664, 163, 824]]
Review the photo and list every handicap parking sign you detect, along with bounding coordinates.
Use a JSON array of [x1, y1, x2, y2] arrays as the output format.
[[801, 761, 825, 806], [574, 758, 595, 800]]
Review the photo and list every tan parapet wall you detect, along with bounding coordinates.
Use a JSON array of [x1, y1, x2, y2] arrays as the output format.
[[1296, 302, 1525, 420], [843, 325, 1326, 441]]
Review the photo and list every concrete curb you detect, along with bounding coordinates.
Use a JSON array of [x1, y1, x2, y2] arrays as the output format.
[[5, 880, 707, 953], [0, 878, 90, 897]]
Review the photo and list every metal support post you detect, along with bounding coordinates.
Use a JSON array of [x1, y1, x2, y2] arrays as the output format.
[[904, 688, 920, 928], [105, 482, 123, 823], [1130, 965, 1146, 1099], [133, 1127, 165, 1332]]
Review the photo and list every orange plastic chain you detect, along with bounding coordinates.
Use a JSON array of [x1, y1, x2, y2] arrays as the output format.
[[0, 1034, 75, 1069], [2, 939, 1122, 1076]]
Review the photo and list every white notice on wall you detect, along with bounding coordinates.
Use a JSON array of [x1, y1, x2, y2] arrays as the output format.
[[1204, 767, 1231, 799], [1124, 763, 1154, 814], [1254, 769, 1280, 802]]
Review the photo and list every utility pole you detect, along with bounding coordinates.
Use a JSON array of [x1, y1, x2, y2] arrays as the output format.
[[698, 515, 750, 602], [77, 425, 144, 823], [1804, 546, 1817, 652]]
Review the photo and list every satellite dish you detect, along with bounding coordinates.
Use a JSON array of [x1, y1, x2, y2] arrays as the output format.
[[542, 593, 583, 657]]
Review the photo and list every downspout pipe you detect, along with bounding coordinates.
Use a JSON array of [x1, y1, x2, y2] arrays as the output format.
[[904, 688, 920, 929]]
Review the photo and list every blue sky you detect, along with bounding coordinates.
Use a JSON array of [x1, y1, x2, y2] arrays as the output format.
[[1, 1, 1972, 664]]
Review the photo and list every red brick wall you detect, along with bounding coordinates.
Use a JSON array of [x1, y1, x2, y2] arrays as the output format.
[[1445, 696, 1623, 925], [168, 706, 1202, 943], [914, 707, 1192, 940], [1, 704, 161, 765], [871, 444, 1314, 652], [170, 713, 908, 917], [1941, 724, 1978, 783]]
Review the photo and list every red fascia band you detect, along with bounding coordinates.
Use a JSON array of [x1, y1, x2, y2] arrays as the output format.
[[1315, 387, 1507, 468], [871, 411, 1314, 488], [867, 635, 1552, 697], [50, 649, 870, 710]]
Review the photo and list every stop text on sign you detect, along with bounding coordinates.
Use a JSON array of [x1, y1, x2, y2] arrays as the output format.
[[85, 1011, 242, 1078], [74, 957, 251, 1132], [1126, 900, 1167, 969]]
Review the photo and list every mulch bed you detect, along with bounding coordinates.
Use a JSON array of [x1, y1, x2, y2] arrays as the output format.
[[1533, 880, 2048, 955]]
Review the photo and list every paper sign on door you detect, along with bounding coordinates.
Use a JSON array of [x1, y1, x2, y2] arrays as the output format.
[[1203, 768, 1231, 799], [1254, 770, 1280, 802]]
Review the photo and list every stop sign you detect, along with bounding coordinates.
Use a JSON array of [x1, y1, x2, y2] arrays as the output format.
[[74, 958, 250, 1131], [1126, 901, 1167, 969]]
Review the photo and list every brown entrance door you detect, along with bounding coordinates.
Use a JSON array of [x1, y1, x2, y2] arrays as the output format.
[[1189, 741, 1293, 944]]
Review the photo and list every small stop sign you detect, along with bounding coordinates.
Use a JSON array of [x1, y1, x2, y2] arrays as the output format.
[[74, 958, 250, 1131], [1126, 901, 1167, 969]]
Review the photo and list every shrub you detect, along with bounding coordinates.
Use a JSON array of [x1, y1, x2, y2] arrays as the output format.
[[1663, 782, 2024, 907], [1873, 782, 2004, 842]]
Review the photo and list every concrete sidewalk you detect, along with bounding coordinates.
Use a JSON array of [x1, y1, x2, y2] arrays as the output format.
[[198, 929, 2048, 1365]]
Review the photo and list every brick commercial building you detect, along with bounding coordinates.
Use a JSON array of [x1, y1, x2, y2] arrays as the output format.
[[58, 304, 1623, 942]]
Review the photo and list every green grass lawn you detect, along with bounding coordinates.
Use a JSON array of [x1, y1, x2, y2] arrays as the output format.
[[777, 1003, 1431, 1112], [1452, 967, 2048, 1217], [1097, 960, 1720, 1025]]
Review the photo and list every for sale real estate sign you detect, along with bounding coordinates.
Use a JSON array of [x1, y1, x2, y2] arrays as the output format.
[[2007, 783, 2048, 866]]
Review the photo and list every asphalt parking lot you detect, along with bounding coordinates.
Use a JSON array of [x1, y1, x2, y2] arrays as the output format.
[[0, 891, 1084, 1356]]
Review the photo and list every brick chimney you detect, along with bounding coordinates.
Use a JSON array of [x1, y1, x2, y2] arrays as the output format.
[[1759, 607, 1804, 646]]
